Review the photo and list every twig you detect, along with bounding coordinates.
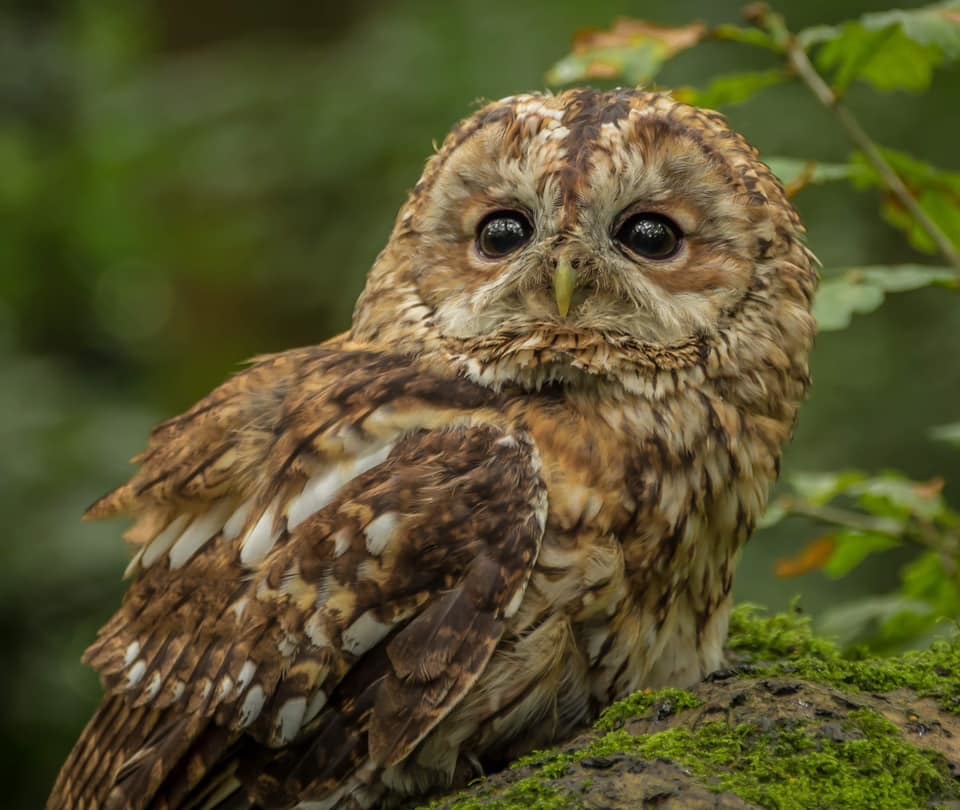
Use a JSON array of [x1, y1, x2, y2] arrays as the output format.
[[786, 44, 960, 270], [779, 498, 903, 537], [747, 4, 960, 272], [780, 496, 960, 565]]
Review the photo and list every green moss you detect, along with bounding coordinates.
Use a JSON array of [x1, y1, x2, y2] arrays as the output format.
[[467, 707, 955, 810], [594, 686, 702, 731], [510, 686, 702, 774], [728, 603, 837, 660], [729, 605, 960, 712], [634, 709, 953, 809]]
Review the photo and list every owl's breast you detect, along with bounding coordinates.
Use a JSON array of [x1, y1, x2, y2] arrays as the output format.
[[518, 397, 639, 535], [501, 387, 776, 706], [509, 398, 641, 639], [391, 385, 791, 795]]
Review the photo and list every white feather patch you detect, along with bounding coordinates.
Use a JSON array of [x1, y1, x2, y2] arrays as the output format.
[[240, 504, 281, 567], [168, 500, 233, 569], [332, 528, 352, 558], [214, 675, 234, 703], [504, 586, 526, 619], [141, 514, 191, 568], [143, 670, 163, 700], [223, 499, 255, 540], [123, 548, 144, 580], [287, 469, 343, 530], [304, 689, 328, 723], [229, 597, 250, 622], [364, 512, 398, 556], [277, 633, 298, 658], [341, 610, 393, 657], [355, 444, 398, 475], [287, 443, 394, 531], [234, 660, 257, 697], [124, 640, 141, 667], [238, 684, 265, 727], [127, 659, 146, 688], [274, 696, 307, 744]]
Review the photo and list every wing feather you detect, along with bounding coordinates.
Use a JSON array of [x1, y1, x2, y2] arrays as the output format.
[[49, 345, 546, 810]]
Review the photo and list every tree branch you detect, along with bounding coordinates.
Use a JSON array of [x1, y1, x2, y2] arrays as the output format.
[[747, 4, 960, 272]]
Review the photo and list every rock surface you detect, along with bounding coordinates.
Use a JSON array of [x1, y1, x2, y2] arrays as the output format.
[[417, 608, 960, 810]]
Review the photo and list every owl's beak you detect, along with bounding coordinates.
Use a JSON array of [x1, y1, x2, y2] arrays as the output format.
[[554, 258, 577, 318]]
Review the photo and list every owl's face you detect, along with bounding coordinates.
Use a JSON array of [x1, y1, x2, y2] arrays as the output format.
[[354, 89, 815, 393]]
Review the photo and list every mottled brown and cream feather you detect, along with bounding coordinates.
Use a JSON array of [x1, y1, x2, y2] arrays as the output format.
[[50, 88, 816, 809]]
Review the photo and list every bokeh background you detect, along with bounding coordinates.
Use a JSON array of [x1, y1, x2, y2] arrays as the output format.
[[2, 0, 958, 806]]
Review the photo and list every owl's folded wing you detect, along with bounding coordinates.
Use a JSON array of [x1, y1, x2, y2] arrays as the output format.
[[48, 345, 547, 810]]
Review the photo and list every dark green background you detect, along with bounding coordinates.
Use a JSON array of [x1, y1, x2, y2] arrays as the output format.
[[2, 1, 957, 806]]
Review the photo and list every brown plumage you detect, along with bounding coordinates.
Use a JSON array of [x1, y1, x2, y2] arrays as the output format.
[[49, 88, 817, 809]]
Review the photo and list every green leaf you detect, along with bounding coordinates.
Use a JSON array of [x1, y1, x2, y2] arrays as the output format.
[[812, 2, 960, 94], [817, 22, 940, 93], [930, 422, 960, 446], [674, 69, 788, 109], [758, 499, 788, 529], [711, 24, 781, 51], [879, 192, 960, 254], [862, 3, 960, 59], [764, 157, 851, 188], [849, 147, 960, 195], [818, 595, 934, 646], [546, 19, 708, 85], [814, 266, 956, 331], [822, 531, 901, 579], [814, 277, 886, 330], [845, 147, 960, 253], [855, 264, 957, 291], [874, 610, 952, 652], [547, 45, 656, 85], [850, 473, 946, 521], [916, 187, 960, 253], [796, 25, 843, 49], [789, 471, 866, 504], [901, 551, 960, 607]]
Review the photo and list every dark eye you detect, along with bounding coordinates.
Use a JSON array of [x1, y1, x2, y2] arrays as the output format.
[[477, 211, 533, 258], [614, 213, 682, 260]]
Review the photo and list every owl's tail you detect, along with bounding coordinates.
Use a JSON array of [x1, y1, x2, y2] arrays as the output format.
[[47, 694, 236, 810], [48, 695, 144, 809]]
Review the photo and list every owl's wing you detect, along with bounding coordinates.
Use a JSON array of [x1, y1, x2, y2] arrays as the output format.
[[49, 345, 547, 810]]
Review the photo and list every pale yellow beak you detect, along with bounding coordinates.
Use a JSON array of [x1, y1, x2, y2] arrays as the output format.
[[554, 258, 577, 318]]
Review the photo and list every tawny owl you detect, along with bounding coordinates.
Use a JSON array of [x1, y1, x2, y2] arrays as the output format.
[[49, 88, 816, 809]]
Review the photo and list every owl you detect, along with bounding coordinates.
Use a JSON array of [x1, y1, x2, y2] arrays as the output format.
[[49, 88, 816, 809]]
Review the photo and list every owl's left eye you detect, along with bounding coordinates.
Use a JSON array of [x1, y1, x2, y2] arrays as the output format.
[[477, 211, 533, 258], [614, 213, 682, 261]]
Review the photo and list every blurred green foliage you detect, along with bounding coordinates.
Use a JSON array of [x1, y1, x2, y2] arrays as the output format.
[[2, 1, 959, 807]]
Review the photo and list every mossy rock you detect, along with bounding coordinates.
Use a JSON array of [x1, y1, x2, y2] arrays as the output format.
[[419, 607, 960, 810]]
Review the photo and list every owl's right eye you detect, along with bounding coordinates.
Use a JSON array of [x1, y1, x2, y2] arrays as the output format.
[[477, 211, 533, 258]]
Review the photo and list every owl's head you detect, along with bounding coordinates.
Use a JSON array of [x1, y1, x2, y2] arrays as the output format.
[[353, 89, 816, 398]]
